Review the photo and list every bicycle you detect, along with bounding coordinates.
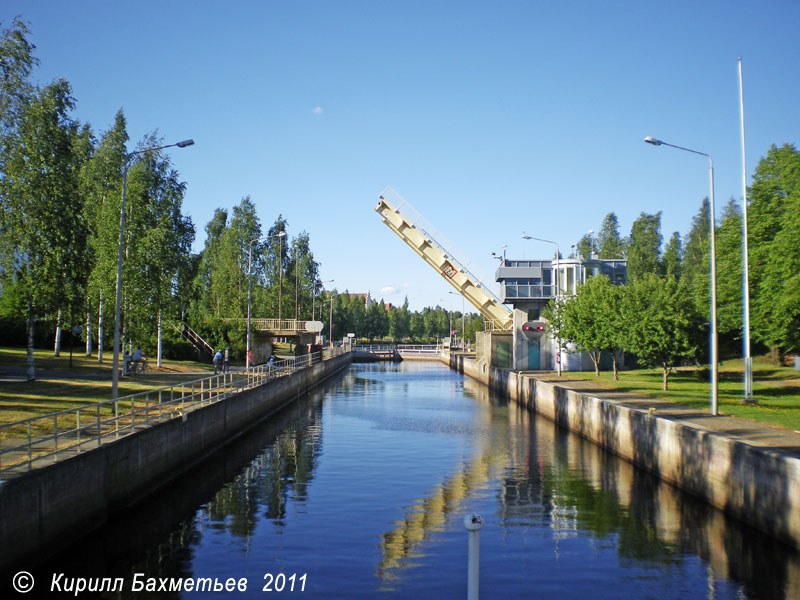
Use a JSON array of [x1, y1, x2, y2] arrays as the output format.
[[129, 359, 149, 376]]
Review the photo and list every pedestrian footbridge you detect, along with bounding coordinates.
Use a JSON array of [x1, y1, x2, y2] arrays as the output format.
[[352, 344, 444, 362], [247, 319, 324, 337]]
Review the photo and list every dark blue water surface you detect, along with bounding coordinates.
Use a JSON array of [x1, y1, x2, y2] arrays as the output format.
[[35, 362, 799, 598]]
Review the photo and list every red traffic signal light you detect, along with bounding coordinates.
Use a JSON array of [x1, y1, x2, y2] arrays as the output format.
[[521, 320, 546, 340]]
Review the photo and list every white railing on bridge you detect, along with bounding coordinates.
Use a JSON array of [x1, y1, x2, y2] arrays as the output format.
[[0, 349, 347, 479], [226, 318, 323, 333], [353, 345, 398, 354], [353, 344, 444, 356], [397, 344, 442, 355]]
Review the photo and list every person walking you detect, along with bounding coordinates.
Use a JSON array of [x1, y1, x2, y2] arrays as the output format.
[[213, 349, 223, 374]]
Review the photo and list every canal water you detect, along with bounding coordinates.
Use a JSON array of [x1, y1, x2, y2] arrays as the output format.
[[34, 361, 799, 598]]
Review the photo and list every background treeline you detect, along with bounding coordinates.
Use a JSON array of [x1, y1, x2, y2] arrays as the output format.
[[326, 294, 483, 345], [553, 141, 800, 384]]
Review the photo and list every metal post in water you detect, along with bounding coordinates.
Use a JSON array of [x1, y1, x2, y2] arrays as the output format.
[[464, 514, 484, 600]]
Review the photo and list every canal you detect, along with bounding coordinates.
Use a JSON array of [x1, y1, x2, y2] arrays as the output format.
[[32, 361, 799, 598]]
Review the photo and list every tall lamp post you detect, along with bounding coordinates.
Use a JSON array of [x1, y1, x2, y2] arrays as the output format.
[[294, 241, 300, 322], [112, 139, 194, 401], [313, 279, 334, 321], [645, 136, 718, 416], [278, 232, 284, 322], [329, 291, 335, 348], [738, 57, 754, 403], [449, 291, 465, 349], [522, 234, 561, 375], [247, 231, 286, 368]]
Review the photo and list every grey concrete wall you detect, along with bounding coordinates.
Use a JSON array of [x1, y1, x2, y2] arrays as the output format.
[[0, 353, 351, 573], [447, 353, 800, 550]]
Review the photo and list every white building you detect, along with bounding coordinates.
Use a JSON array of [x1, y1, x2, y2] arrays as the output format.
[[494, 254, 627, 370]]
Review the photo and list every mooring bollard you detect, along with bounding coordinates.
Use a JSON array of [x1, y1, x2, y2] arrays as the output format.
[[464, 514, 484, 600]]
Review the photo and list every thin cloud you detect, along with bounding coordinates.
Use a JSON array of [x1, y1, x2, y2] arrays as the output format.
[[313, 106, 323, 116], [380, 284, 409, 296]]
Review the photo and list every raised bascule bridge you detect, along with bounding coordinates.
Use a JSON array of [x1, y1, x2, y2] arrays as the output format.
[[375, 186, 548, 371]]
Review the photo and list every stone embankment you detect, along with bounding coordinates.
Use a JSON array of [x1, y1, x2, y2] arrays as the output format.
[[0, 352, 351, 574], [447, 352, 800, 550]]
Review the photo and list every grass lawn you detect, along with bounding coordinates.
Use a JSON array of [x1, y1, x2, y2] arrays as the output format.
[[564, 355, 800, 431], [0, 347, 215, 427]]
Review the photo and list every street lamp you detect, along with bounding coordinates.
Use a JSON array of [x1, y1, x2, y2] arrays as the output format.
[[522, 233, 561, 375], [112, 139, 194, 401], [329, 291, 335, 348], [313, 279, 334, 321], [278, 233, 284, 322], [738, 57, 754, 403], [294, 241, 300, 322], [645, 136, 718, 416], [449, 291, 465, 349], [247, 231, 286, 368]]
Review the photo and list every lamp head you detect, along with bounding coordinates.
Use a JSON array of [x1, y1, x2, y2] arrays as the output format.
[[644, 136, 663, 146], [175, 139, 195, 148]]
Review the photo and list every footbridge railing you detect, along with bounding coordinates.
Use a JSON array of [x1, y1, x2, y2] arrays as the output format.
[[0, 348, 348, 479], [222, 318, 324, 334], [397, 344, 443, 356], [353, 344, 444, 358]]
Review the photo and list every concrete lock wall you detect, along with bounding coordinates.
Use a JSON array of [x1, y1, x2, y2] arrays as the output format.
[[447, 352, 800, 550], [0, 353, 351, 574]]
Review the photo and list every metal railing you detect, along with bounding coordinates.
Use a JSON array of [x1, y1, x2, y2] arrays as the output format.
[[397, 344, 443, 355], [223, 318, 322, 333], [354, 344, 398, 353], [0, 350, 346, 479]]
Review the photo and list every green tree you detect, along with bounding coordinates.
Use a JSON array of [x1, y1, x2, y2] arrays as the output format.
[[364, 298, 389, 340], [562, 275, 624, 378], [0, 17, 37, 158], [541, 296, 569, 374], [682, 199, 710, 317], [462, 312, 483, 344], [288, 231, 320, 321], [388, 297, 411, 340], [83, 111, 128, 362], [620, 274, 696, 390], [191, 208, 228, 321], [713, 199, 744, 340], [410, 311, 426, 340], [660, 231, 683, 281], [348, 294, 366, 339], [625, 212, 662, 282], [122, 138, 195, 365], [575, 233, 592, 259], [598, 213, 625, 259], [1, 79, 89, 380], [747, 144, 800, 356], [262, 215, 288, 320]]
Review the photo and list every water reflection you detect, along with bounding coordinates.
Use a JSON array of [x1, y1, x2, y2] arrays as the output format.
[[27, 363, 800, 599], [464, 375, 800, 599]]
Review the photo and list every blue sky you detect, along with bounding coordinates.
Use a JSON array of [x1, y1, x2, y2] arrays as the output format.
[[4, 1, 799, 311]]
